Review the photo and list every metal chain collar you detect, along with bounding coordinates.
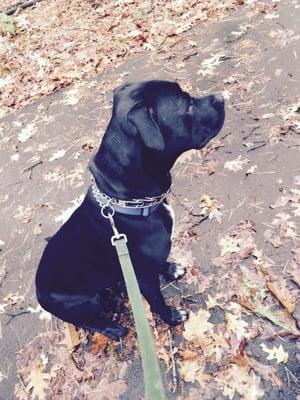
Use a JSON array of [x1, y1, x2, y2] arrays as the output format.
[[91, 179, 170, 210]]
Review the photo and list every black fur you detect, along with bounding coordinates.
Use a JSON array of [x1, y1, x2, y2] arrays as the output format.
[[36, 80, 224, 339]]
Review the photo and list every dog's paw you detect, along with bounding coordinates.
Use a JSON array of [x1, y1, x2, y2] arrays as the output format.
[[163, 262, 186, 281], [162, 307, 188, 326], [101, 324, 128, 341], [81, 321, 128, 340]]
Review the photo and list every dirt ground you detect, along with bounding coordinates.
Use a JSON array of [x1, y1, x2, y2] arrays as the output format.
[[0, 1, 300, 399]]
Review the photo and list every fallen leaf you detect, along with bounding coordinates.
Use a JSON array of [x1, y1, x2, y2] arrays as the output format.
[[260, 343, 288, 364], [3, 292, 24, 305], [217, 364, 265, 400], [90, 333, 109, 354], [224, 155, 250, 172], [219, 235, 240, 256], [226, 312, 249, 341], [183, 309, 213, 341], [178, 356, 212, 385], [239, 299, 300, 335], [64, 323, 81, 350], [177, 349, 198, 360], [205, 294, 219, 309], [25, 365, 50, 400], [0, 12, 16, 34], [267, 281, 296, 313]]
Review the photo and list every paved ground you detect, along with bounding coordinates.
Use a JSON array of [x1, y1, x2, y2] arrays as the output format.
[[0, 1, 300, 399]]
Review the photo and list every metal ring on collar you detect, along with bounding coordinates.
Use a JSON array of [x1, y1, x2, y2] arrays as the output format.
[[101, 204, 115, 218]]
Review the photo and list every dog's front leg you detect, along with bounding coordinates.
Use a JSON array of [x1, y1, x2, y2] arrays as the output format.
[[137, 272, 187, 326]]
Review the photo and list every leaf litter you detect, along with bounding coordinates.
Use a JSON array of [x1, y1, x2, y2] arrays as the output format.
[[1, 0, 299, 399]]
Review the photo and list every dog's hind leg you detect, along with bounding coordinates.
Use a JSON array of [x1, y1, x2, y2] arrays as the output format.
[[36, 290, 127, 340]]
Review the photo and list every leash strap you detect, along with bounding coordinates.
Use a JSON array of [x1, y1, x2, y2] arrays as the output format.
[[110, 229, 165, 399]]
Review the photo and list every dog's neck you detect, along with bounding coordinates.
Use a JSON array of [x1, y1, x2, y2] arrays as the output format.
[[89, 125, 188, 200], [90, 157, 172, 200]]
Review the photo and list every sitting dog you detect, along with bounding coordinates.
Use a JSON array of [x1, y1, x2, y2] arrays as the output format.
[[36, 80, 224, 339]]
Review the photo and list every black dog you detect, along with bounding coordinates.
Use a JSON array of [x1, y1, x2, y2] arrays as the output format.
[[36, 80, 224, 339]]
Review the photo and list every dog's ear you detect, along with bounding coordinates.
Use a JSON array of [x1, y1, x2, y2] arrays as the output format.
[[127, 104, 165, 151]]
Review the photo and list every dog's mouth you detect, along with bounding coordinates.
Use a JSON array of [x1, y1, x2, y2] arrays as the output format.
[[192, 99, 225, 149]]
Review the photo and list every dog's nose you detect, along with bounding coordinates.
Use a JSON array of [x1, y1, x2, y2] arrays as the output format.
[[211, 96, 224, 111]]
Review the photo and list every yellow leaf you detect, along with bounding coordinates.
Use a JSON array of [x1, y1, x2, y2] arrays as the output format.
[[200, 194, 213, 208], [219, 235, 240, 256], [260, 343, 288, 364], [205, 294, 219, 309], [226, 312, 249, 341], [183, 309, 213, 341], [25, 365, 49, 400]]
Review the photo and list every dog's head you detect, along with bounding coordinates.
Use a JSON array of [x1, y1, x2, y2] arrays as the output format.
[[112, 80, 225, 153]]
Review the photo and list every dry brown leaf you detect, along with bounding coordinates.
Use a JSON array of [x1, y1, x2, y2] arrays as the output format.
[[3, 292, 24, 305], [267, 281, 296, 313], [89, 333, 109, 355], [217, 364, 265, 400], [177, 349, 198, 360], [239, 298, 300, 335], [291, 268, 300, 288], [178, 356, 212, 385], [61, 323, 81, 350], [238, 354, 283, 388]]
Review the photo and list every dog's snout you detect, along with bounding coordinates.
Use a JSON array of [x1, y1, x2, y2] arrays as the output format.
[[211, 96, 224, 111]]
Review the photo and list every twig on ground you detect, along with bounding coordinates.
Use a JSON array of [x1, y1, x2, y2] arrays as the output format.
[[246, 142, 267, 152], [190, 215, 209, 229], [220, 132, 232, 141], [5, 311, 31, 326], [22, 160, 43, 179], [168, 329, 178, 393], [243, 126, 260, 140], [4, 0, 43, 15]]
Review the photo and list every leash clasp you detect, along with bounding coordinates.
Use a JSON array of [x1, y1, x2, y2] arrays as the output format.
[[101, 205, 128, 246], [111, 233, 127, 246]]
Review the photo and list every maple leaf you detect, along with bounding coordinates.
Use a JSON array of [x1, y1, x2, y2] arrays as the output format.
[[226, 312, 249, 341], [178, 356, 212, 385], [18, 122, 37, 142], [48, 149, 66, 162], [260, 343, 288, 364], [205, 294, 219, 309], [224, 155, 250, 172], [183, 309, 213, 341], [217, 364, 265, 400], [200, 194, 223, 223], [25, 365, 50, 400], [219, 235, 240, 256]]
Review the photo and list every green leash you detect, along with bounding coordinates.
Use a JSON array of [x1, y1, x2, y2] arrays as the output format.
[[106, 212, 165, 400]]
